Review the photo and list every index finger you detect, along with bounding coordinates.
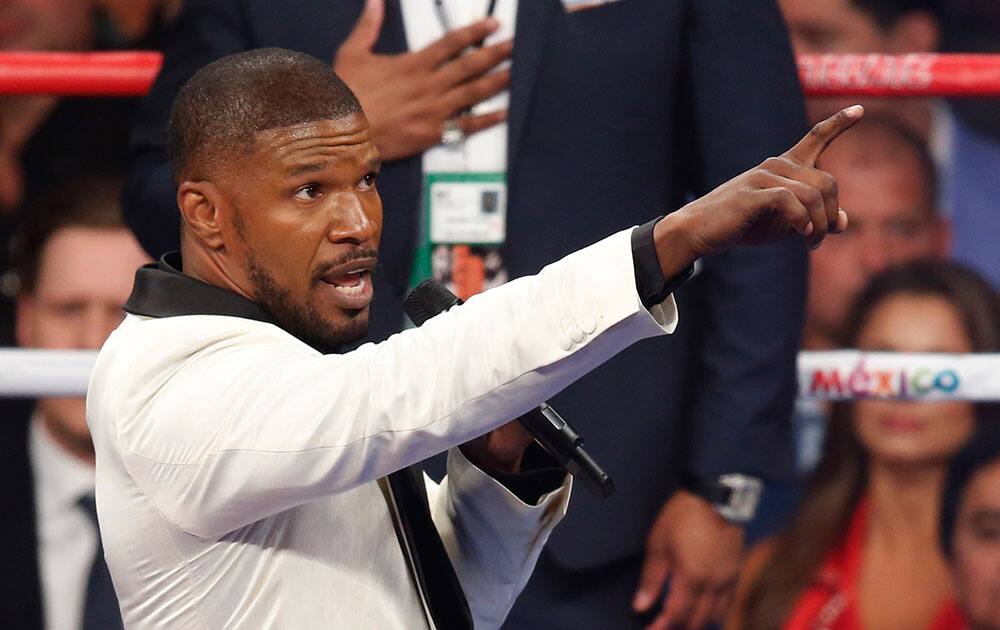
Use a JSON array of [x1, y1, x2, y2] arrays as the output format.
[[417, 17, 500, 67], [783, 105, 864, 166]]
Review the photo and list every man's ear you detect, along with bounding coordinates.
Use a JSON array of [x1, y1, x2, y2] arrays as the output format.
[[15, 294, 35, 348], [177, 180, 227, 250], [887, 11, 941, 53]]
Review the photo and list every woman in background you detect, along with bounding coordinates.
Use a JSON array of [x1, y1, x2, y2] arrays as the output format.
[[729, 260, 1000, 630]]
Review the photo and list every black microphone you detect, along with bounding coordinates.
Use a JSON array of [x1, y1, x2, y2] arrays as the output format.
[[404, 279, 614, 499]]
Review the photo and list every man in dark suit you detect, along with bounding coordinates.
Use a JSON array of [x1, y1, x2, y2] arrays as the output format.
[[124, 1, 808, 627], [0, 178, 149, 630]]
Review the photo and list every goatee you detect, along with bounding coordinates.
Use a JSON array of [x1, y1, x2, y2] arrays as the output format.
[[245, 251, 371, 353]]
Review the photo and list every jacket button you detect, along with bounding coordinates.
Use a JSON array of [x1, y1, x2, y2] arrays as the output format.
[[558, 333, 574, 351]]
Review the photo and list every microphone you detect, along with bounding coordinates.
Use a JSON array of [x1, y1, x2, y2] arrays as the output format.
[[404, 279, 614, 499]]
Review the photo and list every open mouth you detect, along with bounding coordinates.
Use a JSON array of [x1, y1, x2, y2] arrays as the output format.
[[319, 258, 377, 310]]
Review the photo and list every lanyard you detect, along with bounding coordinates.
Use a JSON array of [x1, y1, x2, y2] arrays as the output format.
[[432, 0, 499, 33]]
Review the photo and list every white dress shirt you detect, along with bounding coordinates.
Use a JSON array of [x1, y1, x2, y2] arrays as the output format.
[[87, 228, 677, 629], [30, 415, 98, 630]]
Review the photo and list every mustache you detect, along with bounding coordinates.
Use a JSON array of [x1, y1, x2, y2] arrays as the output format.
[[312, 247, 380, 280]]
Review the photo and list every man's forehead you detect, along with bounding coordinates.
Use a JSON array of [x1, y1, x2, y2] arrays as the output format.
[[254, 114, 375, 165], [35, 227, 147, 296], [969, 461, 1000, 498]]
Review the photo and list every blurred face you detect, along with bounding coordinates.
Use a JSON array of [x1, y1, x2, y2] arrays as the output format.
[[779, 0, 887, 54], [778, 0, 939, 129], [97, 0, 157, 41], [807, 137, 945, 345], [16, 226, 150, 460], [214, 113, 383, 352], [853, 294, 976, 466], [952, 459, 1000, 630], [0, 0, 95, 51]]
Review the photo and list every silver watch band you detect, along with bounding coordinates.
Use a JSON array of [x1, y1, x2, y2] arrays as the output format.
[[681, 474, 764, 523], [714, 474, 764, 523]]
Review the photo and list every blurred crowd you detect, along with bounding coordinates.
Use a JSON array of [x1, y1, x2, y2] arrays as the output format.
[[0, 1, 998, 629]]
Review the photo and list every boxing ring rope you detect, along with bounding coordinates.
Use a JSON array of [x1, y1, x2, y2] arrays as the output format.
[[1, 349, 999, 401], [0, 52, 999, 97], [0, 51, 999, 403], [0, 350, 97, 398], [0, 52, 162, 96]]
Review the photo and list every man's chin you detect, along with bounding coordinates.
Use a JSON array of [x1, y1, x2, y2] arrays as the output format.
[[307, 309, 370, 353], [338, 309, 370, 343]]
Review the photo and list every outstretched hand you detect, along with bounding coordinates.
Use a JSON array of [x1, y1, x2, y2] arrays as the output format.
[[653, 106, 864, 280]]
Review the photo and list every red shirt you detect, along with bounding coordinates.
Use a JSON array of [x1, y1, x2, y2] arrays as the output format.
[[784, 499, 967, 630]]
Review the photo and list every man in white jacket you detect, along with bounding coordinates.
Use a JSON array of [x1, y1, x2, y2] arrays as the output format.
[[87, 48, 860, 629]]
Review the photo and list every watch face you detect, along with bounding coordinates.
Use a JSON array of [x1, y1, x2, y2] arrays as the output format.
[[716, 475, 764, 523]]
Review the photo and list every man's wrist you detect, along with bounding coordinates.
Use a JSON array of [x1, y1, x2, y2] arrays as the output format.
[[459, 443, 524, 475], [679, 474, 764, 524], [632, 216, 694, 307], [465, 444, 566, 505], [652, 211, 700, 281]]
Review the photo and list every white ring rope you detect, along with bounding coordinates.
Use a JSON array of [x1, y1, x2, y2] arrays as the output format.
[[0, 349, 999, 401], [0, 349, 98, 397]]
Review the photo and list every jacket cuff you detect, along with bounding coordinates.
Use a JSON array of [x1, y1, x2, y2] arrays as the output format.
[[483, 444, 568, 505], [631, 216, 694, 308]]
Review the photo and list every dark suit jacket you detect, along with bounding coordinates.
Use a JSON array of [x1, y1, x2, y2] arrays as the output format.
[[125, 0, 806, 574], [0, 400, 43, 629]]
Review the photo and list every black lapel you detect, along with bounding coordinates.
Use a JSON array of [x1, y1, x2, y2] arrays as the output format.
[[507, 0, 558, 174], [387, 469, 473, 629], [124, 253, 272, 323], [123, 253, 473, 630]]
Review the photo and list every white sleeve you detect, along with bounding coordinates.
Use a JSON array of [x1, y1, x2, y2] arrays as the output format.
[[101, 228, 676, 538], [427, 449, 570, 629]]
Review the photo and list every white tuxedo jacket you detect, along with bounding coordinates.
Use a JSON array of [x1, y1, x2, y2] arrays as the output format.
[[86, 228, 677, 628]]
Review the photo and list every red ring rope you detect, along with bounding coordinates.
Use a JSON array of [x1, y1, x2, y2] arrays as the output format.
[[0, 51, 161, 96], [800, 53, 1000, 97], [0, 52, 998, 97]]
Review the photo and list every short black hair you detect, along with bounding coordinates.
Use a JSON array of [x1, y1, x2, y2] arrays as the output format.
[[852, 0, 943, 29], [9, 176, 125, 295], [941, 423, 1000, 558], [168, 48, 362, 183]]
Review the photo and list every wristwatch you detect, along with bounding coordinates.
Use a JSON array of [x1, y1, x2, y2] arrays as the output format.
[[681, 474, 764, 524]]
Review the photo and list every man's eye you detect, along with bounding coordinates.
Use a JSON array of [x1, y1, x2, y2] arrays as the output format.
[[294, 185, 321, 201], [359, 173, 377, 191], [973, 524, 1000, 543]]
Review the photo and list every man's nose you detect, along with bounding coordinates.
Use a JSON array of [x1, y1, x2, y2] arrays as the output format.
[[859, 231, 890, 274], [327, 194, 378, 245]]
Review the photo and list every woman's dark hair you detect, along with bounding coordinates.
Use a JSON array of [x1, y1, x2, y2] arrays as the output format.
[[739, 260, 1000, 630]]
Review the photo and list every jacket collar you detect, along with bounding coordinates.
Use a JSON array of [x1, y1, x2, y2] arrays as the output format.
[[124, 252, 274, 324]]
